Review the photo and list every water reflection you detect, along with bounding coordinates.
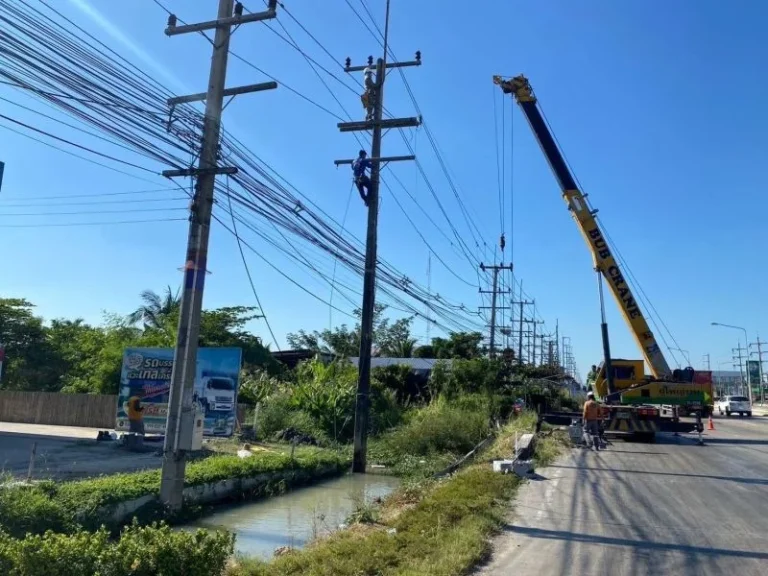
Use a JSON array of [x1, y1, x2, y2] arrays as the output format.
[[188, 473, 400, 558]]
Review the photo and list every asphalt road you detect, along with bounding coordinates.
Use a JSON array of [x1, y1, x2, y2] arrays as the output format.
[[478, 415, 768, 576], [0, 423, 162, 479]]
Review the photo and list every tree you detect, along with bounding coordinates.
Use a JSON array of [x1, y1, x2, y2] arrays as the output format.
[[198, 305, 278, 372], [377, 316, 415, 358], [0, 298, 60, 390], [127, 286, 180, 329], [286, 304, 413, 358], [413, 344, 435, 358], [382, 338, 416, 358], [58, 315, 142, 395], [430, 332, 484, 360]]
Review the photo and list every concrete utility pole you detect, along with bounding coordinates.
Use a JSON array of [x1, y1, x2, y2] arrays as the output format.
[[562, 336, 574, 378], [512, 297, 534, 365], [523, 318, 544, 366], [733, 344, 748, 397], [750, 337, 766, 404], [538, 334, 547, 365], [335, 3, 421, 474], [479, 262, 513, 358], [702, 353, 711, 370], [158, 0, 278, 510]]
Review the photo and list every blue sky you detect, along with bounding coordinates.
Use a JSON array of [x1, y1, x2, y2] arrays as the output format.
[[2, 0, 767, 379]]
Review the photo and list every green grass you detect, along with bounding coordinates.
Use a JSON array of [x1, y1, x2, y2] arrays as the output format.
[[533, 429, 570, 467], [227, 411, 561, 576], [228, 467, 520, 576], [0, 446, 347, 539]]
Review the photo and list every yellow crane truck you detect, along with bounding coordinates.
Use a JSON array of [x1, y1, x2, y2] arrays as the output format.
[[494, 74, 713, 440]]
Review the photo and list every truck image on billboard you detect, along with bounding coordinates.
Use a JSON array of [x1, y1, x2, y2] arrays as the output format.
[[116, 347, 242, 437]]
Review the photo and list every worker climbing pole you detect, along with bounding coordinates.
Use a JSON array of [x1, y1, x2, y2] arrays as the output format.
[[334, 0, 422, 473]]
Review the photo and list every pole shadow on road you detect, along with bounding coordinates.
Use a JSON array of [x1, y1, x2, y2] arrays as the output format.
[[701, 438, 768, 445], [591, 449, 668, 455], [549, 464, 768, 486], [504, 526, 768, 561]]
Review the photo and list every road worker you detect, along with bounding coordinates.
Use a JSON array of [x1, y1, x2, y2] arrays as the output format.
[[126, 395, 145, 436], [583, 391, 601, 450], [360, 66, 375, 121], [352, 149, 372, 205]]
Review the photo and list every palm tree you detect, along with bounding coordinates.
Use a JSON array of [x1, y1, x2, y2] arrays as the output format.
[[127, 286, 180, 329], [388, 337, 417, 358]]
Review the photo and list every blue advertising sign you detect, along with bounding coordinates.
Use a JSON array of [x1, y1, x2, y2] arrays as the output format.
[[116, 347, 242, 437]]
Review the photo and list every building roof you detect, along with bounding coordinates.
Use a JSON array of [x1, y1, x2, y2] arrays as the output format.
[[271, 349, 333, 368]]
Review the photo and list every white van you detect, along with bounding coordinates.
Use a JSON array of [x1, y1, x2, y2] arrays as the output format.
[[716, 395, 752, 417]]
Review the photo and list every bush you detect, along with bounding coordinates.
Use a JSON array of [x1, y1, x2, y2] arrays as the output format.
[[238, 368, 281, 406], [382, 398, 490, 458], [449, 358, 504, 397], [372, 364, 429, 405], [255, 392, 293, 440], [0, 521, 234, 576], [369, 381, 403, 436], [289, 359, 357, 443], [0, 483, 75, 539]]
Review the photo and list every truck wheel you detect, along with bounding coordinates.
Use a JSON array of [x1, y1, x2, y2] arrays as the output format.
[[747, 412, 753, 417], [726, 410, 731, 417]]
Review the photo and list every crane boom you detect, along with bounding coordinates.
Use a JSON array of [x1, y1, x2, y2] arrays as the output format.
[[494, 74, 672, 379]]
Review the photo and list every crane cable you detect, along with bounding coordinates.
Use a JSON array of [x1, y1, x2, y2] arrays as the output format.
[[535, 96, 683, 367]]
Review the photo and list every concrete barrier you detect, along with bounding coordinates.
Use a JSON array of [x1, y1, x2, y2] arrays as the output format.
[[98, 464, 343, 528]]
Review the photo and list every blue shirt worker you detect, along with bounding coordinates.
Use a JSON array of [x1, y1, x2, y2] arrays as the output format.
[[352, 150, 372, 206]]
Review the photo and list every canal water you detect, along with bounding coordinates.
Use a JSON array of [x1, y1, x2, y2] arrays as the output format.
[[187, 473, 400, 559]]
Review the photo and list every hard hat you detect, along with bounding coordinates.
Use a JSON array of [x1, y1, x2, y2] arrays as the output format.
[[363, 67, 373, 76], [359, 149, 367, 156], [587, 391, 594, 398]]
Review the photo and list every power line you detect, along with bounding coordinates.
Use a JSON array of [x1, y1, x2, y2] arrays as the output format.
[[0, 122, 163, 186], [0, 0, 489, 337], [1, 207, 186, 216], [0, 217, 186, 227], [0, 197, 187, 207], [0, 187, 178, 201], [225, 179, 281, 352]]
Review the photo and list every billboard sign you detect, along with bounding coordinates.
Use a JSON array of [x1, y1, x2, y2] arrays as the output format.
[[747, 360, 761, 388], [116, 347, 242, 437]]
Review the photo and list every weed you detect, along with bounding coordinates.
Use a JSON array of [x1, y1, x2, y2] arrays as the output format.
[[224, 412, 547, 576], [0, 447, 347, 538], [345, 495, 379, 525], [534, 430, 570, 467]]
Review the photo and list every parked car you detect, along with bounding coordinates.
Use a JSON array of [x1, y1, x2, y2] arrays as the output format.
[[716, 395, 752, 417]]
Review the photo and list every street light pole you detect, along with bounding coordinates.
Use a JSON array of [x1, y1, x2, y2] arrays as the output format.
[[712, 322, 752, 405]]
